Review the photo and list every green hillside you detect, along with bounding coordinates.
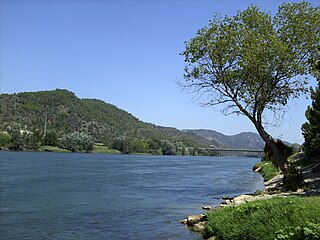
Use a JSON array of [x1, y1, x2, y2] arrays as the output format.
[[0, 89, 214, 154]]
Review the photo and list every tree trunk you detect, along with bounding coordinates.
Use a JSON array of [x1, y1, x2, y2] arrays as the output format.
[[254, 122, 304, 191], [254, 122, 287, 171]]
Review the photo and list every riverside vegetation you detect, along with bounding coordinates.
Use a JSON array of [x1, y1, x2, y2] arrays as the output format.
[[203, 196, 320, 240], [0, 89, 266, 155], [0, 89, 199, 155], [180, 1, 320, 239], [184, 152, 320, 240], [190, 151, 320, 240]]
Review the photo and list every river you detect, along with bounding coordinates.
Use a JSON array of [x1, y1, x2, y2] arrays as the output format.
[[0, 151, 264, 240]]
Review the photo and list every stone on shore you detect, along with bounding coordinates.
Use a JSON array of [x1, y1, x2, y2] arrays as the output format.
[[179, 219, 188, 224], [193, 221, 207, 232], [207, 236, 218, 240], [202, 205, 212, 210], [186, 214, 206, 226]]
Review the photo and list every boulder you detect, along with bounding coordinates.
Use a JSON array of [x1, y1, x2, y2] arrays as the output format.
[[187, 214, 206, 226], [193, 221, 207, 232]]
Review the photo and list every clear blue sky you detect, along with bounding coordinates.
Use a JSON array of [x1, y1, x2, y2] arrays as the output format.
[[0, 0, 318, 144]]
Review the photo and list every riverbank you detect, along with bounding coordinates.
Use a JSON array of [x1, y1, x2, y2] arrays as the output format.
[[182, 155, 320, 239]]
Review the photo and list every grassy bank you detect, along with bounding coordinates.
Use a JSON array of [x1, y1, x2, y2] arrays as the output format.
[[203, 196, 320, 240], [92, 145, 121, 154], [39, 145, 121, 154], [253, 160, 279, 182]]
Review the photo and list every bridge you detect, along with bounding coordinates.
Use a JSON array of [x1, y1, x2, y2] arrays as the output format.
[[187, 147, 264, 157]]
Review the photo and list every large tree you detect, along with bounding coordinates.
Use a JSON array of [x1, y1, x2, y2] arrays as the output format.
[[181, 2, 319, 173], [302, 60, 320, 157]]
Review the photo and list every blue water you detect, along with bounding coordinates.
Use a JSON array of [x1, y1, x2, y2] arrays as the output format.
[[0, 152, 264, 240]]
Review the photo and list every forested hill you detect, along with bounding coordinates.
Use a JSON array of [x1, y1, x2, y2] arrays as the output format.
[[0, 89, 269, 152], [0, 89, 213, 148]]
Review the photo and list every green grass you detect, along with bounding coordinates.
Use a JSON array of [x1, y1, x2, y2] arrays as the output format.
[[39, 145, 121, 154], [92, 145, 121, 154], [203, 196, 320, 240], [253, 161, 279, 182]]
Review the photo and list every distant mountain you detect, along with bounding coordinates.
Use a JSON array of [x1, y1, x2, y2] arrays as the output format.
[[183, 129, 265, 150]]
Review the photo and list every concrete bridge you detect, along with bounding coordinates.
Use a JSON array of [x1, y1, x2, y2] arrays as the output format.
[[187, 147, 264, 157]]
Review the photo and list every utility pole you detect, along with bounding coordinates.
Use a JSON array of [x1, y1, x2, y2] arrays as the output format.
[[43, 113, 47, 140]]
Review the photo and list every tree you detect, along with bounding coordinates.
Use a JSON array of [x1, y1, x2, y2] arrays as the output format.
[[43, 131, 58, 146], [0, 132, 12, 149], [6, 123, 41, 150], [302, 60, 320, 157], [181, 2, 319, 175], [131, 139, 148, 153], [160, 140, 176, 155], [58, 132, 93, 152], [111, 137, 132, 154]]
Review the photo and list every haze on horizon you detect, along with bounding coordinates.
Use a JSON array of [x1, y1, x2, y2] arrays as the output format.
[[1, 0, 318, 144]]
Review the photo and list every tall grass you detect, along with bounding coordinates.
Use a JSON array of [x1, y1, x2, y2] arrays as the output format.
[[203, 196, 320, 240]]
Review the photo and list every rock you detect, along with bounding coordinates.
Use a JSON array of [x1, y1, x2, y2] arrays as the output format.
[[253, 166, 262, 172], [179, 219, 188, 224], [193, 221, 207, 232], [207, 236, 218, 240], [202, 205, 212, 211], [187, 214, 206, 226], [222, 196, 234, 202]]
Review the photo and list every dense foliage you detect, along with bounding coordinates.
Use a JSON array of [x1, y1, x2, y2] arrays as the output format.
[[3, 123, 42, 150], [181, 2, 319, 172], [302, 60, 320, 157]]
